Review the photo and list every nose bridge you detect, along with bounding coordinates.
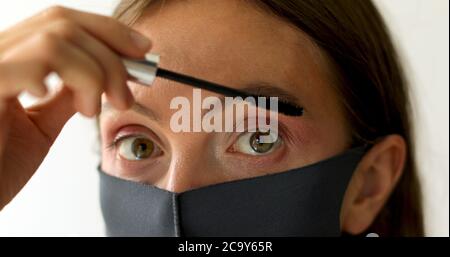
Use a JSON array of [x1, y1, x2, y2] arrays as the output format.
[[130, 79, 225, 193], [158, 133, 216, 193]]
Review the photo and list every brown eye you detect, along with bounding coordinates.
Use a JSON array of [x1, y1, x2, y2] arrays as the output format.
[[234, 130, 281, 155], [117, 136, 159, 160], [249, 131, 274, 153]]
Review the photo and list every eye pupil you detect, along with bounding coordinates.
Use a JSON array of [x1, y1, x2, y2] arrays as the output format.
[[132, 138, 154, 159], [249, 131, 274, 153]]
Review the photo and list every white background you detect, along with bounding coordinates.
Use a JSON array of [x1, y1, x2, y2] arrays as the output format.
[[0, 0, 448, 236]]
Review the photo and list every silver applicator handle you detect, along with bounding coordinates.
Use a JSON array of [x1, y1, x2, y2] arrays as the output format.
[[122, 53, 160, 86]]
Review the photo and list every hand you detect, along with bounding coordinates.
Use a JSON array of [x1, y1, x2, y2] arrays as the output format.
[[0, 6, 152, 210]]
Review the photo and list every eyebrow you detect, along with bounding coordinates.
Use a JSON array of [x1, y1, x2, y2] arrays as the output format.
[[241, 82, 302, 108], [156, 68, 304, 116], [101, 101, 160, 121], [202, 82, 302, 114], [101, 82, 304, 121]]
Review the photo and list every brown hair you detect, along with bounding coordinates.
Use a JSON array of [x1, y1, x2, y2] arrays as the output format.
[[112, 0, 424, 236]]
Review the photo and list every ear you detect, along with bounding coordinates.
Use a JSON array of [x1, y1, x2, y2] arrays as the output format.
[[340, 134, 407, 235]]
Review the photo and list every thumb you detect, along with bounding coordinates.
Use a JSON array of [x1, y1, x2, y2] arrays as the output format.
[[26, 85, 76, 143]]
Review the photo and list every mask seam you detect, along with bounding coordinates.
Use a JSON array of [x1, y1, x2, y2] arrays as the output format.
[[172, 194, 181, 237]]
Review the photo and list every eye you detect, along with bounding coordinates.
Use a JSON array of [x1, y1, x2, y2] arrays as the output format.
[[233, 130, 282, 155], [116, 136, 162, 161]]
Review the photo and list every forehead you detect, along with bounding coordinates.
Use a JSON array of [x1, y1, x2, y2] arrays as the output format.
[[133, 0, 323, 86], [102, 0, 350, 156], [116, 0, 345, 132]]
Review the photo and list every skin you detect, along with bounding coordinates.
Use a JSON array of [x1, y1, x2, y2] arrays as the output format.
[[0, 6, 151, 209], [0, 1, 407, 235], [100, 0, 351, 190]]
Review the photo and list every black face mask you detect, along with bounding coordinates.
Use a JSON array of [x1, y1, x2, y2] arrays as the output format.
[[99, 147, 366, 237]]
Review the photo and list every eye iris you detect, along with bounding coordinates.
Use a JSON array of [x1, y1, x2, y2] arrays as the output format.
[[131, 138, 154, 159], [249, 131, 273, 153]]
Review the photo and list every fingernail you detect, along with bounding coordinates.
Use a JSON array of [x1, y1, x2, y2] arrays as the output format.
[[129, 30, 152, 51]]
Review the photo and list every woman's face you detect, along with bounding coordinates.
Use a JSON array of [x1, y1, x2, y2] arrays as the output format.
[[99, 0, 351, 192]]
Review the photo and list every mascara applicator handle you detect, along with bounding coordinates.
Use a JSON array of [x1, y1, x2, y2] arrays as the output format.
[[122, 53, 160, 86]]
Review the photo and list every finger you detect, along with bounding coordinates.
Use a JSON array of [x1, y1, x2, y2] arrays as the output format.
[[44, 37, 105, 117], [45, 20, 134, 110], [2, 32, 106, 117], [0, 99, 13, 158], [0, 6, 152, 58], [0, 61, 48, 99], [26, 86, 75, 143]]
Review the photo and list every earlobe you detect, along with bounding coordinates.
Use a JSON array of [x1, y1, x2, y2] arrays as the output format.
[[341, 135, 406, 235]]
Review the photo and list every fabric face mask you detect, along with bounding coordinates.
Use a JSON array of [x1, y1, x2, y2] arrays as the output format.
[[99, 146, 366, 237]]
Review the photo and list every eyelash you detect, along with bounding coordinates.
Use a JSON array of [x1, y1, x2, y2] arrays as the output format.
[[105, 120, 295, 161], [106, 134, 158, 152], [226, 122, 293, 154], [106, 135, 134, 151]]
